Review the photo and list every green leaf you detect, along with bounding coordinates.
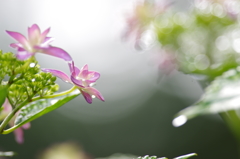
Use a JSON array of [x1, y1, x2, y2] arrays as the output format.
[[173, 153, 197, 159], [96, 153, 138, 159], [173, 68, 240, 127], [136, 153, 197, 159], [0, 85, 8, 109], [137, 155, 167, 159], [2, 90, 80, 134], [0, 151, 16, 157]]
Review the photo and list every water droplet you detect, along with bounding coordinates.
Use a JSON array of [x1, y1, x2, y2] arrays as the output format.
[[215, 36, 230, 51], [233, 38, 240, 53], [89, 83, 95, 87], [29, 63, 36, 68], [172, 115, 187, 127], [31, 78, 35, 82], [92, 95, 96, 98], [2, 151, 15, 156], [50, 99, 58, 105], [211, 3, 225, 18]]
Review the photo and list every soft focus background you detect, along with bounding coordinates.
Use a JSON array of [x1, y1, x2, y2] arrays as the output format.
[[0, 0, 238, 159]]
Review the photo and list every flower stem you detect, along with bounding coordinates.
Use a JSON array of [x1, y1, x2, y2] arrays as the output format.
[[0, 86, 77, 134], [0, 99, 30, 134], [220, 110, 240, 143], [31, 86, 77, 102]]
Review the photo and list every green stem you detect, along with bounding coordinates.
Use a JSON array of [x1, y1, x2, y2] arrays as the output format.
[[220, 110, 240, 146], [6, 96, 14, 108], [7, 74, 15, 86], [31, 86, 77, 102], [0, 99, 30, 133], [0, 86, 77, 134]]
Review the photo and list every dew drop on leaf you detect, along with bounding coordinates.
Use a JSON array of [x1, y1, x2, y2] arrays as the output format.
[[172, 115, 187, 127]]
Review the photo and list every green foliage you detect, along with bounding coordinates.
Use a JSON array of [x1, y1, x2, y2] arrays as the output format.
[[0, 85, 8, 109], [153, 3, 239, 81], [0, 50, 59, 108], [137, 153, 197, 159], [137, 155, 167, 159], [2, 89, 80, 134], [174, 68, 240, 123], [173, 153, 197, 159]]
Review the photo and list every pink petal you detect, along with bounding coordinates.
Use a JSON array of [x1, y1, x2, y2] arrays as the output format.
[[81, 64, 88, 72], [88, 71, 100, 82], [71, 75, 84, 88], [68, 61, 80, 77], [22, 123, 31, 130], [10, 43, 23, 49], [13, 128, 24, 144], [80, 70, 89, 79], [73, 66, 80, 77], [68, 61, 75, 73], [42, 69, 72, 83], [41, 27, 51, 42], [83, 87, 105, 101], [80, 89, 92, 104], [6, 31, 30, 49], [3, 99, 12, 112], [28, 24, 41, 43], [84, 80, 95, 87], [16, 48, 34, 60], [35, 46, 72, 61], [41, 37, 54, 47]]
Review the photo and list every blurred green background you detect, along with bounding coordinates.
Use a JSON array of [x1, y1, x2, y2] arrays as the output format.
[[0, 0, 238, 158]]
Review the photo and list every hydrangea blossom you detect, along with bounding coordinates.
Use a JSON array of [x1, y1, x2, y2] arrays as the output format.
[[0, 99, 30, 144], [6, 24, 72, 61], [123, 0, 170, 49], [42, 62, 104, 104]]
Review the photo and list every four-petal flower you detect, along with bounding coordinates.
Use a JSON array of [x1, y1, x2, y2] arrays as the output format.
[[6, 24, 72, 61], [42, 62, 104, 104]]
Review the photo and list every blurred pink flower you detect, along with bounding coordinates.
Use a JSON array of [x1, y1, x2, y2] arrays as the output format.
[[42, 62, 104, 104], [0, 99, 30, 144], [158, 52, 177, 75], [6, 24, 72, 61], [123, 0, 171, 49], [150, 48, 177, 75]]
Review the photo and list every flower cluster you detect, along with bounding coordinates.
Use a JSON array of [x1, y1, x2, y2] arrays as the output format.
[[2, 24, 105, 143], [42, 62, 105, 104], [123, 0, 170, 49], [6, 24, 104, 104]]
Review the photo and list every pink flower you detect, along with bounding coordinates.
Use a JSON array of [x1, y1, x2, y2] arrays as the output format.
[[0, 99, 30, 144], [157, 52, 177, 75], [123, 0, 171, 49], [42, 62, 104, 104], [6, 24, 72, 61]]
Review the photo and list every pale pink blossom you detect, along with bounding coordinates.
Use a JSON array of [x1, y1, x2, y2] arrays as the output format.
[[6, 24, 72, 61], [123, 0, 171, 49], [42, 62, 104, 104]]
